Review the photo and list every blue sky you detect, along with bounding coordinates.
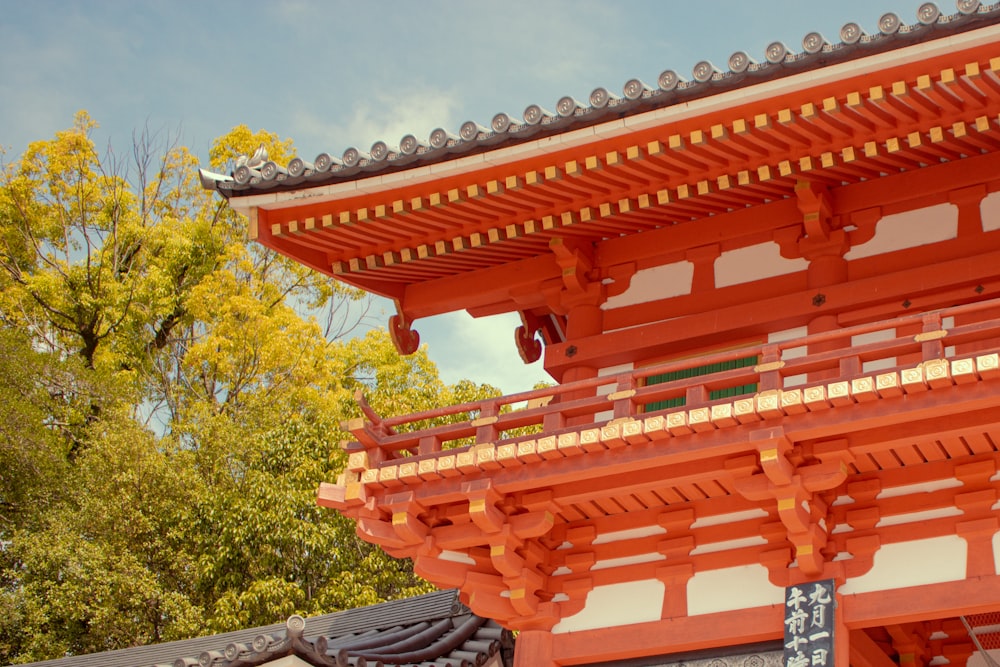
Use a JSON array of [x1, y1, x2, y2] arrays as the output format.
[[1, 0, 931, 394]]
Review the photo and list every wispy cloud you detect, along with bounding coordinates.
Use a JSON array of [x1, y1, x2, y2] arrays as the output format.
[[290, 86, 461, 154], [421, 311, 551, 395]]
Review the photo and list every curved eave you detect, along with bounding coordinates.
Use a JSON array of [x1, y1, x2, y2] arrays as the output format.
[[208, 7, 1000, 200], [229, 21, 1000, 319]]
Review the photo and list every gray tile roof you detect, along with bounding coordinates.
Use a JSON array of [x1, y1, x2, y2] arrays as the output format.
[[199, 1, 1000, 198], [12, 590, 513, 667]]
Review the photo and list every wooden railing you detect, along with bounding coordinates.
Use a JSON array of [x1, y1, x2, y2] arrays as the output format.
[[345, 297, 1000, 463]]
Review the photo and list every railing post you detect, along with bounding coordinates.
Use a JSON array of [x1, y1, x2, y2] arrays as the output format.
[[542, 409, 566, 432], [756, 344, 783, 391], [952, 301, 1000, 356], [418, 435, 441, 456], [919, 312, 946, 361], [610, 376, 637, 420], [473, 400, 500, 445], [349, 390, 397, 463], [685, 384, 708, 405]]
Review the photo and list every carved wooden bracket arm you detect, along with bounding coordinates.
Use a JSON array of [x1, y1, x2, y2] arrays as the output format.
[[389, 299, 420, 355], [732, 430, 852, 578], [515, 311, 544, 364]]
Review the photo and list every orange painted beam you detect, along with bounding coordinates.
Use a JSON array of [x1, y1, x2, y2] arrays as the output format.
[[549, 246, 1000, 376], [604, 232, 1000, 336], [365, 381, 1000, 510], [402, 253, 561, 319], [841, 576, 1000, 628], [547, 576, 1000, 666], [551, 604, 783, 665], [851, 629, 900, 667]]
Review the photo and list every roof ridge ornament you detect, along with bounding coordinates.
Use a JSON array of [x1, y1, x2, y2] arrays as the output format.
[[840, 22, 864, 44], [399, 133, 425, 155], [764, 42, 788, 64], [286, 614, 306, 637], [728, 51, 753, 74], [246, 143, 267, 168], [202, 1, 1000, 197], [286, 156, 313, 177], [233, 163, 258, 185], [879, 12, 903, 34], [692, 60, 718, 83], [460, 121, 489, 141], [370, 141, 394, 162], [429, 127, 457, 149], [342, 146, 369, 167], [224, 642, 249, 661], [589, 87, 619, 108], [556, 96, 583, 117], [958, 0, 981, 15], [313, 152, 341, 173], [260, 160, 286, 181], [918, 2, 942, 24], [492, 112, 518, 133], [522, 104, 552, 125], [657, 69, 682, 91], [802, 31, 827, 54], [623, 78, 652, 100]]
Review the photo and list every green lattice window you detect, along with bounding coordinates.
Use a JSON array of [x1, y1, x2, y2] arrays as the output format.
[[644, 355, 759, 412]]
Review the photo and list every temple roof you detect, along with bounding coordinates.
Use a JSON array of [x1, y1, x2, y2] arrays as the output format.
[[200, 1, 1000, 198], [14, 590, 513, 667], [194, 1, 1000, 322]]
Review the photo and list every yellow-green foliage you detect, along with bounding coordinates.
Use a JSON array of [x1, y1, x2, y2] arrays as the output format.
[[0, 115, 473, 662]]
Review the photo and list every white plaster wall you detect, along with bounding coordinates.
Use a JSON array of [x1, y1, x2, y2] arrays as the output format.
[[969, 650, 1000, 667], [594, 525, 667, 544], [852, 329, 897, 373], [876, 507, 963, 528], [845, 204, 958, 260], [596, 363, 634, 422], [439, 549, 476, 565], [715, 243, 808, 288], [769, 326, 808, 344], [692, 508, 769, 529], [770, 326, 808, 387], [981, 191, 1000, 232], [687, 564, 784, 615], [603, 262, 693, 310], [553, 579, 666, 633], [269, 657, 315, 667], [839, 536, 967, 595], [877, 478, 962, 499], [592, 553, 667, 571], [690, 536, 768, 556]]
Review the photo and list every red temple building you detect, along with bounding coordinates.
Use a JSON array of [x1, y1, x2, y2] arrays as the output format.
[[202, 4, 1000, 666]]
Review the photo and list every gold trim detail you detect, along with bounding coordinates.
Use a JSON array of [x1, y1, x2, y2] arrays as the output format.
[[914, 329, 948, 342], [754, 360, 786, 373], [607, 389, 637, 401]]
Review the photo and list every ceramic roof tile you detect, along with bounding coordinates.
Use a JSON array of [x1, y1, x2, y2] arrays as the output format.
[[199, 2, 1000, 198], [13, 590, 513, 667]]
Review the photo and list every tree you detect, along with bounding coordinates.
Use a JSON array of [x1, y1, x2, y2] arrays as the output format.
[[0, 116, 503, 662]]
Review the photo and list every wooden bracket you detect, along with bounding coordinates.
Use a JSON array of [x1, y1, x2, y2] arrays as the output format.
[[604, 262, 636, 298], [385, 492, 429, 546], [796, 180, 834, 241], [734, 432, 851, 577], [549, 237, 595, 294], [389, 300, 420, 355], [780, 181, 851, 262], [516, 310, 544, 363]]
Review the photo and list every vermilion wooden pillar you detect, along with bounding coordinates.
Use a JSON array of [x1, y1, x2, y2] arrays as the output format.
[[515, 629, 556, 667]]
